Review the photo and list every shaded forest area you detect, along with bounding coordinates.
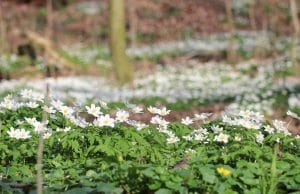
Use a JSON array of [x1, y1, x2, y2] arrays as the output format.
[[1, 0, 295, 47]]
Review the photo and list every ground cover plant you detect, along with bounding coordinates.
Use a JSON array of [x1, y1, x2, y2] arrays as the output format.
[[0, 90, 300, 193], [1, 1, 300, 193]]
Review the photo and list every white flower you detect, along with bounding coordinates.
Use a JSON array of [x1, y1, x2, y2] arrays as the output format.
[[157, 107, 170, 116], [56, 127, 63, 132], [16, 120, 24, 125], [148, 106, 160, 114], [194, 133, 206, 141], [116, 110, 129, 122], [0, 98, 16, 110], [253, 112, 264, 121], [214, 133, 229, 144], [194, 113, 212, 120], [63, 127, 71, 132], [51, 100, 64, 109], [93, 114, 115, 128], [150, 115, 169, 129], [134, 122, 148, 131], [32, 93, 44, 102], [183, 135, 193, 141], [150, 115, 163, 125], [132, 106, 143, 113], [16, 128, 31, 139], [33, 121, 47, 133], [287, 110, 300, 120], [25, 117, 37, 125], [20, 89, 33, 99], [185, 148, 196, 154], [181, 117, 193, 125], [99, 100, 108, 108], [238, 119, 261, 129], [239, 110, 253, 119], [7, 127, 18, 139], [26, 101, 39, 108], [264, 125, 275, 134], [272, 120, 291, 135], [8, 128, 31, 139], [211, 125, 223, 133], [86, 104, 102, 117], [166, 135, 179, 144], [43, 105, 56, 114], [256, 132, 264, 144], [234, 136, 242, 141], [43, 132, 52, 139], [59, 106, 74, 117], [222, 115, 232, 123]]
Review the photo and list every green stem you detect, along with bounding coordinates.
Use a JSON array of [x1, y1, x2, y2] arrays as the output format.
[[268, 143, 279, 194]]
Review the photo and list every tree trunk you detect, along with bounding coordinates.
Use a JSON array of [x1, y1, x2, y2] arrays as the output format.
[[0, 2, 6, 54], [128, 0, 137, 47], [46, 0, 53, 41], [248, 1, 260, 59], [268, 0, 279, 57], [290, 0, 300, 75], [224, 0, 236, 65], [109, 0, 134, 84]]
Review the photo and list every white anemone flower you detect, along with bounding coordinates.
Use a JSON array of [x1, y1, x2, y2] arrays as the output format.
[[32, 93, 44, 102], [148, 106, 160, 114], [256, 132, 264, 144], [59, 106, 74, 117], [132, 106, 143, 113], [214, 133, 229, 144], [86, 104, 102, 117], [194, 113, 212, 120], [51, 100, 64, 109], [7, 127, 18, 139], [116, 110, 129, 122], [211, 125, 223, 133], [150, 115, 164, 125], [26, 101, 39, 108], [157, 107, 170, 116], [43, 105, 56, 114], [93, 114, 115, 128], [134, 122, 148, 131], [33, 121, 47, 133], [17, 129, 32, 139], [43, 132, 52, 139], [20, 89, 33, 99], [181, 117, 193, 125], [264, 125, 275, 134], [234, 136, 242, 141], [25, 117, 37, 125], [8, 128, 31, 139], [166, 135, 179, 144], [287, 110, 300, 120]]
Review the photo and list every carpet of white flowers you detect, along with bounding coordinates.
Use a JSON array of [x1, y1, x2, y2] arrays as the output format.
[[0, 88, 300, 193], [0, 32, 300, 193]]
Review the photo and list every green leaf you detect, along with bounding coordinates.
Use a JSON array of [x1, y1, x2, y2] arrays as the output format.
[[199, 166, 216, 184], [65, 187, 93, 194], [155, 188, 173, 194]]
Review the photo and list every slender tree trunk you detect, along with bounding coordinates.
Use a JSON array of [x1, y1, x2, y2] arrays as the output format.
[[36, 84, 50, 194], [248, 1, 260, 59], [268, 0, 279, 57], [46, 0, 53, 42], [0, 2, 6, 54], [224, 0, 236, 65], [109, 0, 134, 84], [290, 0, 300, 75], [128, 0, 137, 47]]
